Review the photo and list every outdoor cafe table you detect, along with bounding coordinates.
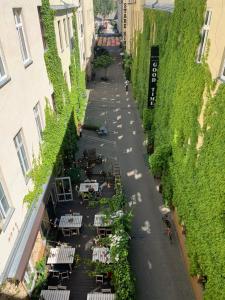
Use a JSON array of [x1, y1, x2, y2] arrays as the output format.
[[87, 293, 115, 300], [59, 215, 83, 235], [94, 214, 112, 235], [94, 214, 111, 227], [92, 247, 111, 264], [40, 290, 70, 300], [79, 182, 99, 192], [47, 247, 75, 266]]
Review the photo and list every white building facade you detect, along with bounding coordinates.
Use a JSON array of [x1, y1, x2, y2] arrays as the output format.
[[0, 0, 94, 296], [0, 0, 53, 293]]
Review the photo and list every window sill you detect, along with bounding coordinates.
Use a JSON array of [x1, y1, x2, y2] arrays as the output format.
[[1, 208, 15, 233], [0, 76, 11, 89], [24, 59, 33, 69]]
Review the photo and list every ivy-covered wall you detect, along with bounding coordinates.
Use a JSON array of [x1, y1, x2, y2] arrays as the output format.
[[24, 0, 86, 204], [132, 1, 225, 299]]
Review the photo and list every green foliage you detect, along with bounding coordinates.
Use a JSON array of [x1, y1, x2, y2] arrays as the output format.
[[24, 1, 86, 205], [93, 0, 116, 17], [93, 54, 113, 70], [123, 52, 132, 80], [31, 257, 48, 299], [132, 1, 225, 298], [91, 178, 135, 299], [93, 54, 113, 80], [143, 108, 154, 131], [149, 144, 171, 177]]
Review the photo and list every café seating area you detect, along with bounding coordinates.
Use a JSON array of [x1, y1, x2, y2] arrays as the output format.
[[39, 148, 117, 299]]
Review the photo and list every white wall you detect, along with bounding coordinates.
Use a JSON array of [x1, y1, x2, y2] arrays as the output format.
[[0, 0, 52, 275], [206, 0, 225, 80], [81, 0, 95, 75], [53, 9, 73, 89]]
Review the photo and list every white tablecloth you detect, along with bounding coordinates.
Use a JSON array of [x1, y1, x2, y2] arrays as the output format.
[[92, 247, 111, 264], [40, 290, 70, 300], [59, 215, 83, 228], [80, 182, 99, 192], [94, 214, 111, 227], [47, 247, 75, 265]]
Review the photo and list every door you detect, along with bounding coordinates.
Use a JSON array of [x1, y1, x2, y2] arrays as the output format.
[[55, 177, 73, 202]]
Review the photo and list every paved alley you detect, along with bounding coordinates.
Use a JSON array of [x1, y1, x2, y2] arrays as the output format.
[[84, 48, 195, 300]]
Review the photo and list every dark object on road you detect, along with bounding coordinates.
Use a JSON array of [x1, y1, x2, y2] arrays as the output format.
[[162, 214, 171, 228], [165, 227, 173, 244], [100, 76, 108, 81], [94, 46, 109, 58], [96, 126, 108, 136]]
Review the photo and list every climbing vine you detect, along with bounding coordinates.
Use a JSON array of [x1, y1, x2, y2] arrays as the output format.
[[24, 0, 86, 204], [132, 1, 225, 299]]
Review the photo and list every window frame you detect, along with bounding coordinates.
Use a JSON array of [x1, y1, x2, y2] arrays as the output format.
[[0, 43, 11, 88], [13, 8, 32, 67], [33, 102, 43, 140], [58, 20, 64, 52], [0, 182, 10, 220], [63, 18, 69, 47], [0, 177, 14, 232], [196, 9, 212, 64], [220, 58, 225, 82], [14, 129, 30, 178]]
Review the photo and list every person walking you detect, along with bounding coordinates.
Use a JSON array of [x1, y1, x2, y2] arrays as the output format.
[[125, 79, 129, 95]]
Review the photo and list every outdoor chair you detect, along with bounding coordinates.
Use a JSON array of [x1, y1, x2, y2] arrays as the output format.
[[99, 229, 106, 238], [57, 285, 67, 290], [101, 288, 112, 293], [71, 228, 78, 235], [62, 229, 71, 237], [96, 275, 104, 284], [105, 229, 112, 235], [52, 271, 60, 278], [72, 212, 80, 216], [48, 285, 58, 290], [84, 179, 91, 183], [61, 271, 70, 280]]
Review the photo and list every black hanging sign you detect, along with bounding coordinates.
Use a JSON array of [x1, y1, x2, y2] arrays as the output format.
[[148, 46, 159, 108]]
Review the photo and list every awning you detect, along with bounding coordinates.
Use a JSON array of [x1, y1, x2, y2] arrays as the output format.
[[0, 178, 51, 283]]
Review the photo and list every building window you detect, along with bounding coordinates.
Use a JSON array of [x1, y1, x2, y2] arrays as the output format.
[[0, 182, 10, 222], [14, 130, 30, 177], [37, 7, 47, 51], [58, 20, 64, 51], [23, 261, 36, 292], [63, 19, 69, 47], [196, 10, 212, 63], [33, 102, 43, 140], [13, 8, 31, 65], [69, 17, 73, 38], [0, 44, 10, 88], [0, 55, 6, 82]]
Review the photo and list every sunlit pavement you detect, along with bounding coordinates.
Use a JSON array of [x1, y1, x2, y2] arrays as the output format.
[[84, 48, 195, 300]]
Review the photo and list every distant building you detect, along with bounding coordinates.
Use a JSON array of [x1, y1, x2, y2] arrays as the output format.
[[118, 0, 174, 53], [81, 0, 95, 79]]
